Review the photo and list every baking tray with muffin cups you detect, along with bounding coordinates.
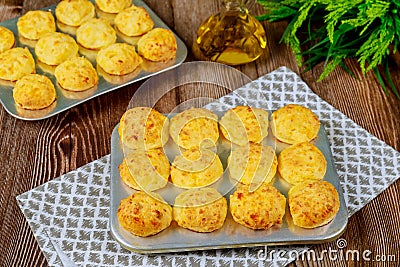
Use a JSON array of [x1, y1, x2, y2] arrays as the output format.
[[109, 114, 348, 254], [0, 0, 187, 120]]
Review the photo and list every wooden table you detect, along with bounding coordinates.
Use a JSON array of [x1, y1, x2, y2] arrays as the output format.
[[1, 1, 399, 266]]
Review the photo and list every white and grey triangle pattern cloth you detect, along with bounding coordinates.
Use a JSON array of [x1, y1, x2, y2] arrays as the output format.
[[17, 67, 400, 267]]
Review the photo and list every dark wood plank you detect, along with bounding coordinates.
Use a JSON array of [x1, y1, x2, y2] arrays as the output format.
[[0, 0, 399, 266], [143, 0, 174, 29], [0, 0, 24, 21]]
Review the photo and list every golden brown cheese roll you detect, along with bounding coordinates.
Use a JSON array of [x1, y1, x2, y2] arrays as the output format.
[[35, 32, 79, 66], [76, 18, 116, 50], [228, 143, 277, 186], [230, 184, 286, 230], [13, 74, 56, 110], [96, 43, 142, 75], [117, 191, 172, 237], [137, 28, 177, 62], [119, 107, 169, 150], [169, 108, 219, 149], [288, 181, 340, 228], [114, 6, 154, 37], [170, 148, 223, 189], [119, 148, 170, 192], [0, 47, 35, 81], [95, 0, 131, 13], [278, 142, 327, 185], [55, 0, 95, 27], [17, 10, 56, 40], [173, 188, 227, 233], [54, 57, 98, 91], [219, 106, 269, 146], [271, 104, 320, 144], [0, 26, 15, 53]]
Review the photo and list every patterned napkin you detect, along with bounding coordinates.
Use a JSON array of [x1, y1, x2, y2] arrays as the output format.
[[17, 67, 400, 267]]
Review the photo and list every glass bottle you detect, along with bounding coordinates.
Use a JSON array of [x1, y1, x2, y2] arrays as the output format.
[[193, 0, 267, 65]]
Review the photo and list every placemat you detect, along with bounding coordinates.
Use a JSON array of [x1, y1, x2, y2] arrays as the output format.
[[17, 66, 400, 267]]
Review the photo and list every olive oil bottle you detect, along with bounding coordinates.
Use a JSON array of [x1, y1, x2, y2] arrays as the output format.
[[193, 0, 266, 65]]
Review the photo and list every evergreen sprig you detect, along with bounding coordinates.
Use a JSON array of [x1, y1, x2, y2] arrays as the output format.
[[256, 0, 400, 98]]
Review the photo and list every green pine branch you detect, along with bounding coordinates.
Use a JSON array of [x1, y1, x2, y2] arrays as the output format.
[[256, 0, 400, 99]]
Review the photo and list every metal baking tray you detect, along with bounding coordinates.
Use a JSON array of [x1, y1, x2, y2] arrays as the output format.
[[109, 114, 348, 254], [0, 0, 187, 120]]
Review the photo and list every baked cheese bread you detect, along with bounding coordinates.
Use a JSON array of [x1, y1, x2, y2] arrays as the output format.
[[173, 188, 227, 232], [119, 107, 169, 150], [76, 18, 116, 49], [170, 148, 223, 189], [114, 6, 154, 37], [95, 0, 131, 14], [0, 47, 35, 81], [35, 32, 79, 66], [228, 143, 277, 186], [17, 10, 56, 40], [271, 104, 320, 144], [230, 184, 286, 230], [54, 57, 98, 91], [117, 191, 172, 237], [169, 107, 219, 149], [13, 74, 56, 110], [278, 142, 327, 185], [119, 148, 170, 192], [0, 26, 15, 53], [137, 28, 177, 62], [219, 106, 269, 146], [96, 43, 142, 75], [288, 180, 340, 228], [55, 0, 95, 26]]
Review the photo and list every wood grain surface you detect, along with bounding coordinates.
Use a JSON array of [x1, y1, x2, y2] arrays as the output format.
[[0, 0, 399, 266]]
